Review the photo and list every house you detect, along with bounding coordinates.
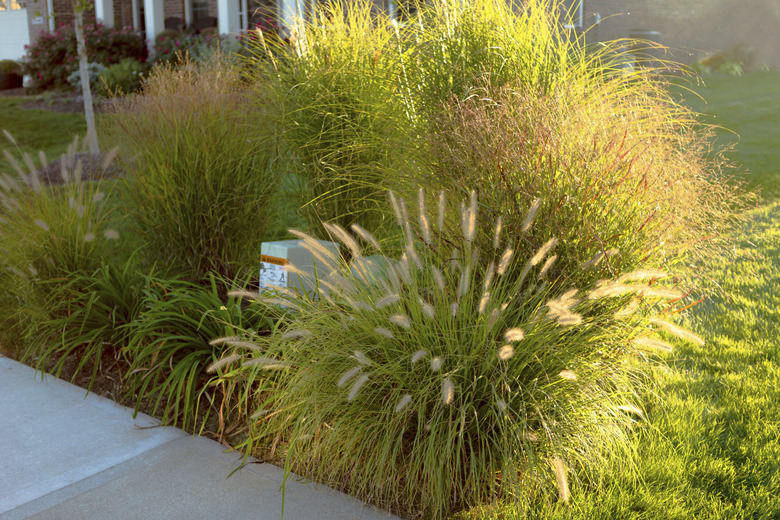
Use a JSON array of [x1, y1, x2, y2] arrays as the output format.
[[3, 0, 780, 65], [1, 0, 403, 60]]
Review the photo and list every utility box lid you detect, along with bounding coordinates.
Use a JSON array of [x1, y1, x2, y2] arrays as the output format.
[[260, 239, 340, 296]]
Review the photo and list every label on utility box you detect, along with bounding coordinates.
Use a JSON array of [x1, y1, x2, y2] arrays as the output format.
[[260, 255, 289, 288]]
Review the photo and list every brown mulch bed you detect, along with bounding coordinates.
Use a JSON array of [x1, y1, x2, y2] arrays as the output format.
[[36, 151, 127, 185]]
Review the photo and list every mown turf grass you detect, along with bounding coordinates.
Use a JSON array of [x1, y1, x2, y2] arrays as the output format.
[[673, 71, 780, 201], [0, 96, 87, 175]]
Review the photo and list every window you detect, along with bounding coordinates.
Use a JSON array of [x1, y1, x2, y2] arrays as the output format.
[[0, 1, 25, 11], [560, 0, 583, 28]]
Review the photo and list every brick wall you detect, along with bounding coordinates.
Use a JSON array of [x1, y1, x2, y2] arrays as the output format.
[[585, 0, 780, 65], [50, 0, 96, 29], [115, 0, 135, 29]]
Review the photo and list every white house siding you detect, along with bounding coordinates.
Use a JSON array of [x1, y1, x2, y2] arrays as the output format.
[[0, 8, 31, 60]]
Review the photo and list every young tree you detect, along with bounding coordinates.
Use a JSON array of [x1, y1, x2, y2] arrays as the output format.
[[72, 0, 99, 154]]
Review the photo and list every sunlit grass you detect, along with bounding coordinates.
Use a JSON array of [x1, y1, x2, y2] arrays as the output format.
[[673, 71, 780, 202]]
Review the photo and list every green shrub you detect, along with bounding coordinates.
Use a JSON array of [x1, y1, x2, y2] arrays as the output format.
[[220, 191, 700, 518], [0, 59, 21, 75], [96, 58, 149, 96], [152, 31, 220, 65], [101, 56, 281, 280], [66, 62, 106, 91], [22, 22, 147, 91]]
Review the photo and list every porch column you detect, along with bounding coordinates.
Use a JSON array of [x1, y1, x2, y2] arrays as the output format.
[[217, 0, 240, 35], [184, 0, 192, 26], [94, 0, 115, 27], [279, 0, 304, 34], [144, 0, 165, 51]]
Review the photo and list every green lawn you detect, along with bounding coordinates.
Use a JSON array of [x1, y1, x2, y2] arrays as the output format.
[[673, 71, 780, 202], [0, 97, 87, 176]]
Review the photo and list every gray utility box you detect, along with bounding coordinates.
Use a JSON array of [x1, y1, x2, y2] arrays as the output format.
[[259, 239, 340, 296]]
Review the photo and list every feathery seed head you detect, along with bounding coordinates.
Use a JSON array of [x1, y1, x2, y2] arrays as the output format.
[[633, 336, 673, 352], [493, 216, 503, 249], [324, 222, 361, 260], [530, 238, 557, 266], [206, 354, 243, 373], [354, 350, 372, 365], [522, 198, 541, 232], [350, 223, 382, 252], [84, 233, 95, 242], [389, 314, 412, 329], [228, 290, 261, 301], [34, 219, 49, 231], [431, 356, 443, 372], [431, 266, 445, 291], [615, 298, 640, 317], [411, 349, 427, 364], [497, 248, 513, 276], [650, 319, 705, 346], [550, 457, 570, 504], [338, 366, 362, 387], [504, 328, 525, 342], [478, 291, 490, 314], [282, 329, 312, 340], [395, 394, 413, 413], [419, 298, 435, 319], [498, 344, 515, 361], [375, 327, 395, 338], [209, 336, 241, 346], [104, 229, 119, 240], [450, 302, 459, 316], [559, 370, 577, 380], [619, 269, 669, 283], [437, 190, 446, 231], [483, 262, 496, 292], [376, 293, 401, 309], [347, 374, 370, 401], [539, 255, 557, 278], [442, 378, 455, 405]]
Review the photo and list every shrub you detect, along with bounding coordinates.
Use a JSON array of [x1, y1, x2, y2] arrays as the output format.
[[96, 58, 149, 96], [219, 190, 701, 518], [152, 31, 220, 65], [101, 56, 281, 280], [0, 59, 21, 75], [22, 23, 147, 91], [66, 61, 106, 91]]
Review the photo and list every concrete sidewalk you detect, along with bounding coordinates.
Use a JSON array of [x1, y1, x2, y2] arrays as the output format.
[[0, 355, 399, 520]]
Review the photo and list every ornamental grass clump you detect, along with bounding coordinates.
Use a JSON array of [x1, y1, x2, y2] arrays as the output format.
[[101, 55, 281, 280], [0, 135, 120, 353], [218, 191, 703, 518], [248, 0, 413, 237]]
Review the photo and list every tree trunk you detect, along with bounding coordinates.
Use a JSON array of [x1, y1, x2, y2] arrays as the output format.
[[73, 6, 99, 154]]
